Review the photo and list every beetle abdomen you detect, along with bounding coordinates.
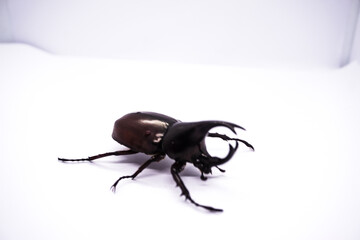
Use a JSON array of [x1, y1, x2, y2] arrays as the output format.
[[112, 112, 178, 154]]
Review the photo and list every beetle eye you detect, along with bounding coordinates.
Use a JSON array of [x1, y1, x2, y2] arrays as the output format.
[[145, 130, 151, 136]]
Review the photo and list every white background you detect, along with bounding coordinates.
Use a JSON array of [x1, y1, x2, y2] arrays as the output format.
[[1, 0, 360, 239], [1, 44, 360, 240]]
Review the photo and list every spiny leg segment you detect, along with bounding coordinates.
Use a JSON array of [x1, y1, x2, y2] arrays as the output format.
[[58, 149, 138, 162], [171, 161, 223, 212], [59, 151, 166, 192], [110, 154, 165, 192]]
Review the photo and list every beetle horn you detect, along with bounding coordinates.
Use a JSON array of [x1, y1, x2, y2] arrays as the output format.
[[182, 120, 245, 143], [195, 121, 250, 166], [162, 120, 246, 165], [200, 140, 239, 166], [197, 121, 245, 134]]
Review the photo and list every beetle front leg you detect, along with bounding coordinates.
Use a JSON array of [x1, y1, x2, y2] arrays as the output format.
[[170, 161, 223, 212], [110, 154, 165, 192]]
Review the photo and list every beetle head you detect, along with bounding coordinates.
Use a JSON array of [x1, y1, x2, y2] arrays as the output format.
[[162, 121, 244, 171]]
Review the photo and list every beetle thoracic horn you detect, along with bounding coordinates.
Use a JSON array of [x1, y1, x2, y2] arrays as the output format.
[[198, 121, 254, 166], [162, 120, 250, 165]]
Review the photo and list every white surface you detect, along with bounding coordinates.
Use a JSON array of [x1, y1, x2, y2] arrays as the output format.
[[1, 0, 359, 67], [1, 43, 360, 239]]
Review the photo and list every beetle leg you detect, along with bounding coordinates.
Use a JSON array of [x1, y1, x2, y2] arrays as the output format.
[[200, 171, 208, 181], [58, 149, 138, 162], [110, 154, 165, 192], [208, 132, 255, 151], [171, 161, 223, 212]]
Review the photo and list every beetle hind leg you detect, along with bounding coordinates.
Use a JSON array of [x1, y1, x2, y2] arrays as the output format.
[[110, 154, 165, 192], [171, 161, 223, 212], [58, 149, 138, 162]]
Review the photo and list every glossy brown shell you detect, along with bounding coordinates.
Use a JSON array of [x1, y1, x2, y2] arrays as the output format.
[[112, 112, 178, 154]]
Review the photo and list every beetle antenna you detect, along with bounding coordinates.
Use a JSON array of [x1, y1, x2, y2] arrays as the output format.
[[58, 149, 138, 162]]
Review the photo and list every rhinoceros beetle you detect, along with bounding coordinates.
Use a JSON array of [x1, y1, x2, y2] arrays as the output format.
[[58, 112, 254, 212]]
